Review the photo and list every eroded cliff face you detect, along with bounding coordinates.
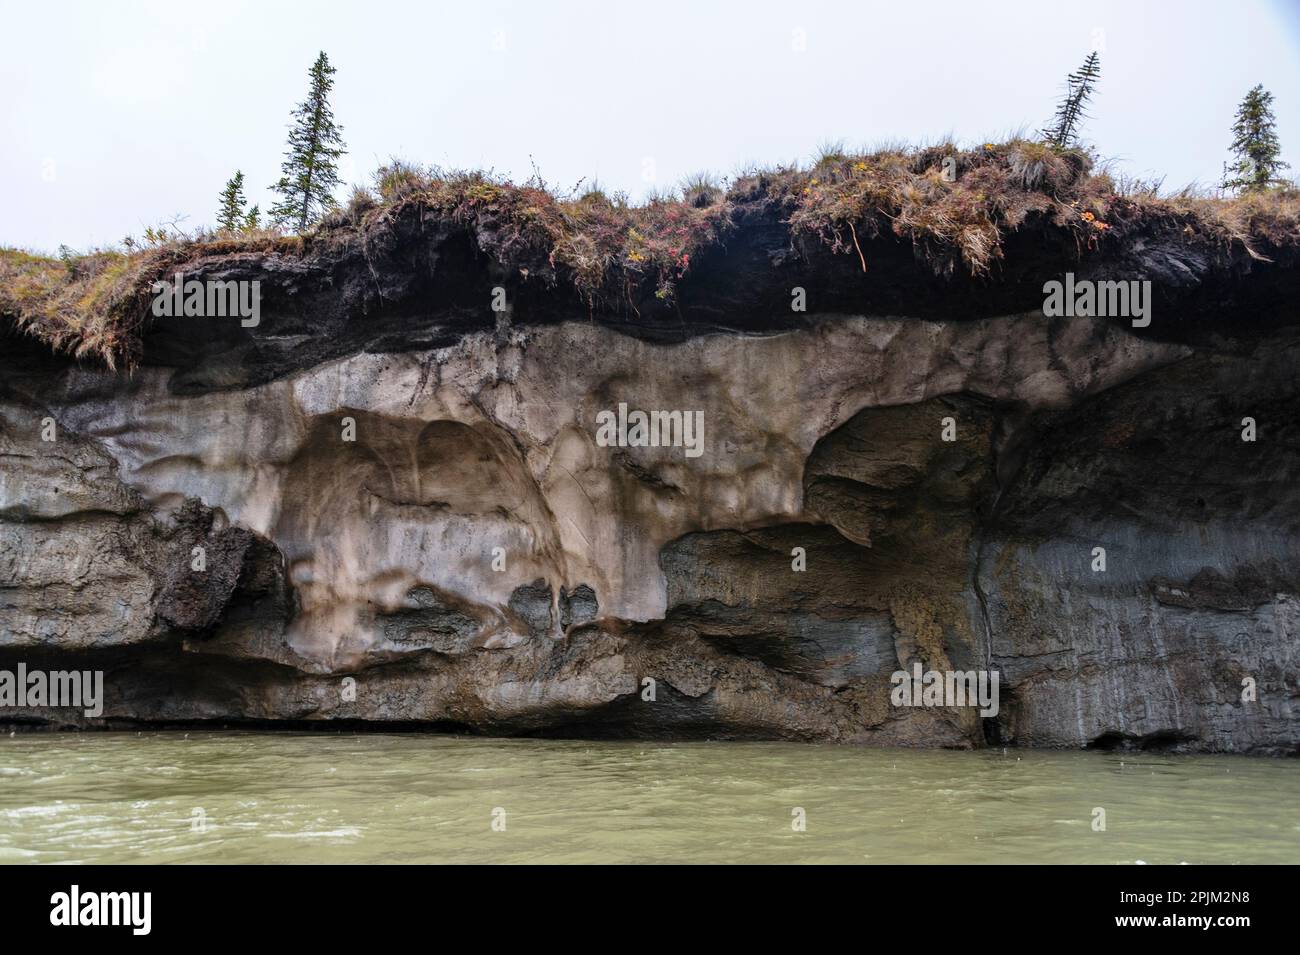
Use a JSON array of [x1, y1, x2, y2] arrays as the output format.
[[1, 221, 1298, 753]]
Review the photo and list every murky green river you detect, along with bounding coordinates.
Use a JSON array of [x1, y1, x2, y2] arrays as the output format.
[[1, 732, 1296, 864]]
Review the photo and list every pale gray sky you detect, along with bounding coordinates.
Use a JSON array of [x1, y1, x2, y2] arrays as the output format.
[[3, 0, 1298, 253]]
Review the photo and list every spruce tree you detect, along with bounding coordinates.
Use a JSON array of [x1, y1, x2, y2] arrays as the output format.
[[271, 52, 346, 231], [1044, 52, 1102, 149], [217, 171, 248, 233], [1223, 85, 1289, 193], [245, 205, 261, 232]]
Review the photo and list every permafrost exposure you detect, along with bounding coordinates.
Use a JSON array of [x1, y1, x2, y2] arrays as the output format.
[[2, 157, 1297, 754]]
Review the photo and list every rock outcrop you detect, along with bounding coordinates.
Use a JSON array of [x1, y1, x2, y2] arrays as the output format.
[[1, 207, 1296, 754]]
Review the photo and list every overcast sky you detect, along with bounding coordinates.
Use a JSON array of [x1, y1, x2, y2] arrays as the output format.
[[3, 0, 1298, 253]]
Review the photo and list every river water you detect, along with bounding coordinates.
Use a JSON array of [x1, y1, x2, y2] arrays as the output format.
[[1, 732, 1296, 864]]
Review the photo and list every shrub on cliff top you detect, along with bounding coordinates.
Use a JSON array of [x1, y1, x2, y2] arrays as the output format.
[[394, 168, 733, 304], [680, 172, 725, 209], [774, 139, 1104, 276], [374, 159, 429, 204]]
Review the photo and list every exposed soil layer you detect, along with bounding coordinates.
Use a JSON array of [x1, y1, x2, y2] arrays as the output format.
[[1, 192, 1297, 753]]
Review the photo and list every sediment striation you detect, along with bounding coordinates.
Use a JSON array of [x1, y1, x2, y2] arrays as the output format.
[[2, 177, 1297, 753]]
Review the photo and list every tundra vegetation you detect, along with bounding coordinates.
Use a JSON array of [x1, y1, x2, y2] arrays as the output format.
[[1, 49, 1295, 370]]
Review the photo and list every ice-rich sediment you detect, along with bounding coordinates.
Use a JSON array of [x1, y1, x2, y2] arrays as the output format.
[[2, 195, 1297, 752], [3, 311, 1296, 752]]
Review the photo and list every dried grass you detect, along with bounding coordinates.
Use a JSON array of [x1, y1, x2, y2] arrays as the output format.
[[5, 139, 1297, 369]]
